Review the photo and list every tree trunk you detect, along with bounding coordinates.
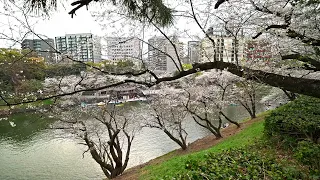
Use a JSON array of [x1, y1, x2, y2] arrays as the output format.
[[251, 102, 256, 119], [238, 100, 255, 119], [216, 131, 222, 139], [191, 116, 222, 139], [251, 92, 256, 119], [219, 111, 240, 128], [110, 166, 123, 179], [282, 89, 297, 101], [163, 129, 188, 150]]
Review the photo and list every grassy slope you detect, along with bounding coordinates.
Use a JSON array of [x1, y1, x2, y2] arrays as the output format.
[[140, 117, 265, 179]]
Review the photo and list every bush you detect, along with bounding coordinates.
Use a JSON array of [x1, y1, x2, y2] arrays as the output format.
[[174, 148, 306, 180], [294, 141, 320, 174], [45, 63, 86, 77], [264, 96, 320, 143]]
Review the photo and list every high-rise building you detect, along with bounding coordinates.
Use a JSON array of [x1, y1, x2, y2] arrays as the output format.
[[201, 35, 244, 63], [201, 25, 246, 64], [21, 39, 56, 63], [148, 36, 184, 73], [188, 41, 200, 64], [105, 37, 141, 60], [55, 33, 101, 63]]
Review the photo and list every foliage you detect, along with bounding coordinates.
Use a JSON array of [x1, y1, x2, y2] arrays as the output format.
[[86, 60, 135, 73], [141, 116, 316, 180], [24, 0, 173, 27], [294, 141, 320, 174], [264, 97, 320, 175], [182, 64, 193, 71], [0, 49, 46, 93], [15, 79, 43, 94], [176, 147, 306, 180], [264, 96, 320, 143], [45, 63, 86, 77]]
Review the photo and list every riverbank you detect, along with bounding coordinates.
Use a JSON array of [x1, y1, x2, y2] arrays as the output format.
[[0, 99, 54, 117], [114, 113, 267, 180]]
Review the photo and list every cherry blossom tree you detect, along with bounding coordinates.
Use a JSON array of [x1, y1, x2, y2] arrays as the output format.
[[193, 71, 241, 127], [52, 103, 136, 179], [184, 87, 224, 138], [232, 79, 259, 119], [181, 71, 239, 139], [141, 87, 189, 150]]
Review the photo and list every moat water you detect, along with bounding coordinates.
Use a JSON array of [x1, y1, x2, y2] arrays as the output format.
[[0, 104, 265, 180]]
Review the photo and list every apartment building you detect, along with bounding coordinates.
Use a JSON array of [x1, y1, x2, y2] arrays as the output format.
[[201, 35, 245, 63], [55, 33, 101, 63], [105, 37, 141, 60], [21, 39, 56, 63], [148, 36, 184, 73], [187, 41, 200, 64]]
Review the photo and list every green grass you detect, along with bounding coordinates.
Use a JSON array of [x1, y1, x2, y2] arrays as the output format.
[[140, 119, 265, 180]]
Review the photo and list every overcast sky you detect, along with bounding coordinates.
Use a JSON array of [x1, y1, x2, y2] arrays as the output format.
[[0, 0, 207, 49], [31, 4, 104, 38], [0, 1, 105, 47]]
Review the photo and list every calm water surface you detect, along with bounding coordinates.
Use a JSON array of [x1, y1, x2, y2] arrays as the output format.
[[0, 105, 264, 180]]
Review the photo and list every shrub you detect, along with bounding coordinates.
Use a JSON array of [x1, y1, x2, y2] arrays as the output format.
[[45, 63, 86, 77], [294, 141, 320, 174], [264, 96, 320, 143], [174, 148, 306, 180]]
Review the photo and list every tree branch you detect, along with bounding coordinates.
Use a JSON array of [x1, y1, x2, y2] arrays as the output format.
[[282, 53, 320, 70]]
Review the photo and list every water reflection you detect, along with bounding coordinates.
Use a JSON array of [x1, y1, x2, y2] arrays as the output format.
[[0, 113, 55, 143], [0, 104, 265, 180]]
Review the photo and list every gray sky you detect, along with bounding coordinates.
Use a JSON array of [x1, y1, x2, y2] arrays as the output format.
[[32, 4, 104, 38], [0, 0, 207, 50], [0, 0, 104, 47]]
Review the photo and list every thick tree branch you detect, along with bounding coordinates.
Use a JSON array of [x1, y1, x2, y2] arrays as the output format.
[[286, 29, 320, 46], [2, 61, 320, 107], [282, 54, 320, 70], [156, 61, 320, 98]]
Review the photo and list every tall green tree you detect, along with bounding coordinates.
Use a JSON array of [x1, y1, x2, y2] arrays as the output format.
[[22, 0, 173, 27], [0, 49, 45, 94]]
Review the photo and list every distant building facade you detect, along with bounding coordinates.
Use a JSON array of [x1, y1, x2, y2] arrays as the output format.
[[245, 40, 272, 62], [201, 36, 244, 63], [105, 37, 141, 60], [188, 41, 200, 64], [148, 36, 184, 73], [201, 26, 245, 63], [21, 39, 56, 63], [55, 33, 101, 63]]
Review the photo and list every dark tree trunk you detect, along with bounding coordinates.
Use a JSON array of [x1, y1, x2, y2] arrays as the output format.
[[191, 115, 223, 139], [82, 123, 131, 179], [238, 100, 256, 119], [251, 100, 256, 119], [282, 89, 297, 101], [163, 129, 188, 150], [219, 111, 240, 128]]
